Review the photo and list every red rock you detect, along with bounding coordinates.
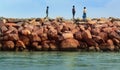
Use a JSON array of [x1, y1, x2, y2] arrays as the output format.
[[109, 31, 120, 40], [49, 43, 58, 51], [93, 36, 105, 44], [62, 31, 73, 39], [32, 42, 42, 51], [82, 30, 92, 40], [8, 34, 19, 41], [98, 32, 108, 42], [107, 39, 115, 51], [40, 33, 48, 41], [31, 33, 41, 42], [74, 31, 82, 40], [112, 38, 120, 45], [16, 40, 26, 48], [1, 26, 8, 32], [41, 41, 50, 51], [21, 29, 31, 35], [60, 38, 79, 50], [85, 38, 97, 46], [20, 36, 30, 46], [3, 41, 14, 50]]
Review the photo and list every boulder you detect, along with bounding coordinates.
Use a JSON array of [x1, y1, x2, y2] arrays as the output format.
[[60, 38, 79, 50], [107, 39, 115, 51], [74, 31, 82, 40], [16, 40, 26, 51], [98, 32, 108, 42], [8, 34, 19, 41], [21, 29, 31, 35], [85, 38, 97, 47], [62, 31, 73, 39], [109, 31, 120, 40], [40, 33, 48, 41], [32, 42, 42, 51], [41, 41, 50, 51], [82, 30, 92, 40], [20, 36, 30, 46], [49, 43, 58, 51], [31, 33, 41, 42], [3, 41, 15, 50], [1, 26, 8, 33]]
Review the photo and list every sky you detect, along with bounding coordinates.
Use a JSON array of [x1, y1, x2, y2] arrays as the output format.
[[0, 0, 120, 18]]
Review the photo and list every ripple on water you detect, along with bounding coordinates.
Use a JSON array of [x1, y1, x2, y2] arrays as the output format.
[[0, 52, 120, 70]]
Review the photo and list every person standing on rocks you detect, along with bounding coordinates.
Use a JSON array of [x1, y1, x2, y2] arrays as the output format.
[[72, 5, 76, 20], [46, 6, 49, 18], [82, 7, 87, 21]]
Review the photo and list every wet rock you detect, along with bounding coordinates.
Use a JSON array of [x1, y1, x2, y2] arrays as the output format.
[[2, 41, 15, 51], [107, 39, 115, 51], [60, 38, 79, 51], [16, 40, 26, 51], [32, 42, 42, 51], [20, 36, 30, 46], [41, 41, 50, 51], [49, 42, 58, 51]]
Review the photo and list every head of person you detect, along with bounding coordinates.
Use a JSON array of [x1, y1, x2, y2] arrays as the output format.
[[73, 5, 75, 8], [47, 6, 49, 8], [84, 7, 86, 9]]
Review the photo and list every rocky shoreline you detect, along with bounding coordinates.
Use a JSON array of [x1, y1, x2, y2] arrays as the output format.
[[0, 17, 120, 52]]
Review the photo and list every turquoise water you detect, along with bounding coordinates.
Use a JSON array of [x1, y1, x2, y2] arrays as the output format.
[[0, 52, 120, 70]]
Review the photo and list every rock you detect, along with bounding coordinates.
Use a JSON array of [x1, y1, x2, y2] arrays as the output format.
[[62, 31, 73, 39], [0, 43, 2, 50], [8, 34, 19, 41], [20, 36, 30, 46], [60, 38, 79, 51], [40, 33, 48, 41], [112, 38, 120, 45], [41, 41, 50, 51], [85, 38, 97, 47], [16, 40, 26, 51], [93, 36, 105, 44], [49, 43, 58, 51], [109, 31, 120, 40], [107, 39, 115, 51], [89, 46, 96, 51], [21, 29, 31, 35], [32, 42, 42, 51], [3, 41, 15, 50], [31, 33, 41, 42], [74, 31, 82, 40], [82, 30, 92, 40], [98, 32, 108, 42], [0, 26, 8, 33]]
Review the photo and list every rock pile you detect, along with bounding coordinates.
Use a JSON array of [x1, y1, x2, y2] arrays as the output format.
[[0, 17, 120, 51]]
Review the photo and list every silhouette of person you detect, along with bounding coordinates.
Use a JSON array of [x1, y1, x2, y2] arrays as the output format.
[[46, 6, 49, 18], [82, 7, 87, 21], [72, 5, 76, 19]]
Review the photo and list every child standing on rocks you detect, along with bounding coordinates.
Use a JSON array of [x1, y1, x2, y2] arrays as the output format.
[[46, 6, 49, 18], [72, 5, 76, 20], [82, 7, 87, 21]]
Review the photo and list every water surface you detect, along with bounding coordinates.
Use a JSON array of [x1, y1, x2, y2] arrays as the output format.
[[0, 52, 120, 70]]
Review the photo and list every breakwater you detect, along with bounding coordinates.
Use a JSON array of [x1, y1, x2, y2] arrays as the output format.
[[0, 17, 120, 51]]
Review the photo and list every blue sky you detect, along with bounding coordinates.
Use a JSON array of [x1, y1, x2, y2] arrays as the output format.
[[0, 0, 120, 18]]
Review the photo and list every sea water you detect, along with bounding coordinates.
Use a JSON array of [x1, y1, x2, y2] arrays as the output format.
[[0, 52, 120, 70]]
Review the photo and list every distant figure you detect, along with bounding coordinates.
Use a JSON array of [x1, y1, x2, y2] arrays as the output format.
[[46, 6, 49, 18], [72, 5, 76, 20], [82, 7, 87, 21]]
